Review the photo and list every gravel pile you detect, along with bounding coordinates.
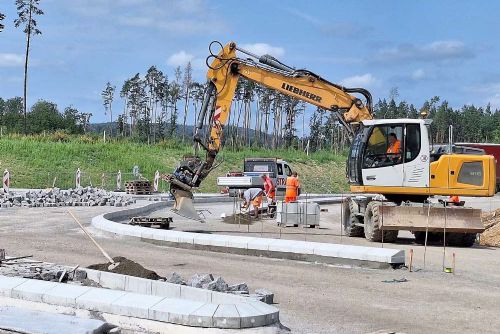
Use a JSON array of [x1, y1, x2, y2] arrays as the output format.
[[0, 187, 135, 208], [481, 208, 500, 247]]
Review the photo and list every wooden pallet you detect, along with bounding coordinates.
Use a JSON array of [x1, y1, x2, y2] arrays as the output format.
[[128, 216, 172, 229], [125, 180, 152, 195]]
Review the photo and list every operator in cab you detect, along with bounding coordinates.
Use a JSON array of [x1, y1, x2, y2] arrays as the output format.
[[387, 133, 402, 162]]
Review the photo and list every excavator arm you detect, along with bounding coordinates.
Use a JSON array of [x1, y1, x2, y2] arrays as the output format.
[[167, 41, 374, 221]]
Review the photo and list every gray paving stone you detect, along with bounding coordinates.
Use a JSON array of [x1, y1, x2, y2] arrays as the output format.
[[268, 239, 315, 254], [11, 280, 58, 302], [42, 284, 92, 307], [110, 292, 165, 318], [180, 285, 212, 303], [213, 304, 241, 329], [99, 271, 126, 290], [125, 275, 152, 295], [76, 287, 127, 312], [0, 276, 28, 297], [236, 302, 267, 328], [187, 303, 218, 327], [151, 280, 181, 298], [246, 301, 279, 324], [149, 297, 205, 324]]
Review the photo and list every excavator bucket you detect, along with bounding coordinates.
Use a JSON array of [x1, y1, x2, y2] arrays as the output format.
[[170, 188, 204, 222], [379, 205, 484, 233]]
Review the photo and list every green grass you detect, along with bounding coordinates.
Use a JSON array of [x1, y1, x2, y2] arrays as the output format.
[[0, 135, 348, 194]]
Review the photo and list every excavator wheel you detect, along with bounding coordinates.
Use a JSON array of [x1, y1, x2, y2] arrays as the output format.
[[363, 201, 398, 243], [446, 233, 477, 247], [341, 199, 364, 237]]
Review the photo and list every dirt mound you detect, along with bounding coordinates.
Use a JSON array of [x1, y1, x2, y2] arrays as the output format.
[[480, 209, 500, 247], [222, 213, 257, 225], [88, 256, 160, 280]]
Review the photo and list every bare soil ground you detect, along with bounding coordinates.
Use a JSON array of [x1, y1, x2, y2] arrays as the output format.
[[1, 196, 500, 334]]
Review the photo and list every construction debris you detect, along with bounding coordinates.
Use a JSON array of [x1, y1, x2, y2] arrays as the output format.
[[129, 216, 172, 229], [480, 208, 500, 247], [0, 187, 135, 208]]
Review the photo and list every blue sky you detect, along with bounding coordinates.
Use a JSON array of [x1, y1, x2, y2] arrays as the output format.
[[2, 0, 500, 131]]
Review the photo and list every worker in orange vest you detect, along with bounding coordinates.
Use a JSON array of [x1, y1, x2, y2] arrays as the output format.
[[261, 174, 276, 204], [449, 195, 460, 205], [285, 172, 300, 203]]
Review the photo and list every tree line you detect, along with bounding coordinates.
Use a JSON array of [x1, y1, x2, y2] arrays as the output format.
[[0, 97, 87, 134]]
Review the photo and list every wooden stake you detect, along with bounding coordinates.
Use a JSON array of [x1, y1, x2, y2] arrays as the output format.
[[409, 248, 414, 272], [452, 252, 456, 274], [67, 210, 118, 269]]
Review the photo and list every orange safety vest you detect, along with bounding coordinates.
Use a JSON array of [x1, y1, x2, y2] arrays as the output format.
[[285, 176, 299, 198], [387, 140, 401, 154]]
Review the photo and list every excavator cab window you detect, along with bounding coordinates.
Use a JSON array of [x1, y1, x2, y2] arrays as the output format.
[[404, 124, 421, 162], [363, 125, 404, 168]]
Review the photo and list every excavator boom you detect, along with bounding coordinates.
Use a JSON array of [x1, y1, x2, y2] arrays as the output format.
[[167, 41, 375, 221]]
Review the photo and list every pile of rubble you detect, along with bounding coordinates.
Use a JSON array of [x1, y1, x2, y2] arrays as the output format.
[[481, 208, 500, 247], [0, 187, 135, 208], [0, 259, 99, 287], [166, 272, 273, 303]]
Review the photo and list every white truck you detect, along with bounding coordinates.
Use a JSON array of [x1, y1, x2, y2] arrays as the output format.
[[217, 158, 293, 197]]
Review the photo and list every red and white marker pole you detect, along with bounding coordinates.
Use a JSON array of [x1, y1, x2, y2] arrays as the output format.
[[76, 168, 81, 188], [116, 170, 122, 191], [3, 169, 10, 194], [154, 170, 160, 192]]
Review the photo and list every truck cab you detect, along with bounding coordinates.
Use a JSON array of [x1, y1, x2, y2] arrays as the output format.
[[218, 158, 293, 196]]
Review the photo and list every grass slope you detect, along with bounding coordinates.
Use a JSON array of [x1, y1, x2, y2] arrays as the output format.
[[0, 136, 348, 194]]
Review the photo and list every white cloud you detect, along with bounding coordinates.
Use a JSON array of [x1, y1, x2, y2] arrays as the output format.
[[167, 51, 194, 67], [0, 53, 24, 67], [373, 40, 474, 63], [411, 69, 426, 80], [340, 73, 378, 87], [239, 43, 285, 58]]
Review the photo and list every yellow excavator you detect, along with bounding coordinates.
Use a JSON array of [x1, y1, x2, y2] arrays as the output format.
[[165, 41, 495, 246]]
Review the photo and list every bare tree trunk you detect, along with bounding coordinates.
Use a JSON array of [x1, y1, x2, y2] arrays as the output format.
[[182, 86, 190, 142], [22, 4, 33, 134]]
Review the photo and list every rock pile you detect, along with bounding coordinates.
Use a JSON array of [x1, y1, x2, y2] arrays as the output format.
[[0, 187, 135, 208]]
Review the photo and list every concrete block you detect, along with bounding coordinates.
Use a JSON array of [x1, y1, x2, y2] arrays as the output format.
[[177, 232, 195, 244], [236, 302, 267, 328], [246, 301, 279, 325], [42, 284, 92, 307], [125, 276, 152, 295], [99, 271, 126, 290], [149, 298, 204, 324], [76, 287, 127, 312], [180, 285, 212, 303], [268, 239, 315, 254], [187, 303, 218, 327], [83, 269, 101, 283], [226, 236, 252, 249], [212, 304, 241, 329], [211, 291, 247, 304], [313, 244, 341, 258], [246, 238, 271, 251], [0, 276, 28, 297], [110, 292, 165, 318], [151, 280, 181, 298], [11, 280, 59, 302]]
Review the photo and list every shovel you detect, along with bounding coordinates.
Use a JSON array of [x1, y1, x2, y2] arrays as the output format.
[[68, 210, 120, 270]]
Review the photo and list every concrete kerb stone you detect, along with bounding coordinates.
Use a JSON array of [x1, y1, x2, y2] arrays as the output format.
[[92, 197, 405, 268], [0, 273, 278, 329]]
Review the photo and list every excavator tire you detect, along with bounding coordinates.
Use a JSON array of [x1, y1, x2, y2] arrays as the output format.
[[342, 199, 364, 237], [364, 201, 398, 243], [446, 233, 477, 247]]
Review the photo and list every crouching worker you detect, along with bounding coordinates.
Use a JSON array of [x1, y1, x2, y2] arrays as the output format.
[[240, 188, 264, 218]]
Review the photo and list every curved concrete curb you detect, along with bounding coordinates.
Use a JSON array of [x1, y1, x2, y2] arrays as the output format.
[[0, 275, 278, 329], [92, 201, 405, 268]]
